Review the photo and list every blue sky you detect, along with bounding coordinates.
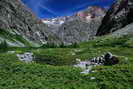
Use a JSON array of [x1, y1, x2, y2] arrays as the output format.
[[21, 0, 115, 18]]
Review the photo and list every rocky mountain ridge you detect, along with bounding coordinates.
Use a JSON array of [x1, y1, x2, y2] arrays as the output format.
[[57, 17, 101, 45], [0, 0, 61, 46], [0, 0, 133, 47], [0, 0, 106, 46], [42, 6, 106, 45], [42, 6, 106, 26], [96, 0, 133, 36]]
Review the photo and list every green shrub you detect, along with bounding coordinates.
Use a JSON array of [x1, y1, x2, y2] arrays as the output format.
[[41, 42, 79, 48], [41, 43, 58, 48], [0, 40, 8, 52]]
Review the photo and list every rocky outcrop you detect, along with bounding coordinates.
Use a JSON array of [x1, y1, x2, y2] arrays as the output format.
[[104, 52, 119, 65], [89, 52, 119, 65], [0, 0, 60, 45], [96, 0, 133, 36], [74, 52, 119, 74], [112, 23, 133, 36], [17, 52, 34, 62], [57, 17, 102, 45]]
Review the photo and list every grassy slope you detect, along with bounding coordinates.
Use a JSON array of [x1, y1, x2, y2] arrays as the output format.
[[0, 35, 133, 89], [0, 29, 38, 47]]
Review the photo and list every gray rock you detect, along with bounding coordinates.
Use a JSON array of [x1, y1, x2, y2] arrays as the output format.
[[0, 0, 106, 46], [57, 18, 102, 45], [0, 0, 60, 45], [89, 52, 119, 65], [112, 23, 133, 36], [104, 52, 113, 59], [96, 0, 133, 36], [17, 52, 34, 62]]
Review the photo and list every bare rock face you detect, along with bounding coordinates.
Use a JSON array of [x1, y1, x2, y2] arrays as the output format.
[[57, 17, 102, 45], [0, 0, 106, 46], [42, 6, 105, 45], [112, 23, 133, 36], [96, 0, 133, 36], [76, 6, 106, 18], [0, 0, 60, 45]]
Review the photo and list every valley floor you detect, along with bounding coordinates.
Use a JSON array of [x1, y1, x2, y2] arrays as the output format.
[[0, 35, 133, 89]]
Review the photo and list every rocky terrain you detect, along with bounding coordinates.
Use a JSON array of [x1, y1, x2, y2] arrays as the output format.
[[112, 23, 133, 36], [42, 6, 106, 45], [96, 0, 133, 36], [0, 0, 133, 46], [0, 0, 107, 46], [42, 6, 106, 25], [0, 0, 61, 46], [57, 18, 101, 44]]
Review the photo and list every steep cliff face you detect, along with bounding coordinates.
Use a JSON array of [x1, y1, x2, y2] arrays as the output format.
[[41, 6, 105, 45], [49, 6, 105, 45], [0, 0, 109, 46], [0, 0, 61, 46], [96, 0, 133, 36], [57, 18, 102, 44], [0, 0, 106, 46]]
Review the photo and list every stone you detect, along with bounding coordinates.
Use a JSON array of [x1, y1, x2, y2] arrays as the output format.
[[74, 52, 119, 74], [111, 56, 119, 64], [104, 52, 119, 65], [16, 52, 34, 62], [104, 52, 113, 59], [89, 52, 119, 65]]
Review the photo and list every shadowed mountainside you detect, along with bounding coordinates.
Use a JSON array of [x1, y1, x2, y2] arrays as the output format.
[[0, 0, 61, 46], [96, 0, 133, 36]]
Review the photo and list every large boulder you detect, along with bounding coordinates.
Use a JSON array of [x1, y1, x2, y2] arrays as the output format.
[[104, 52, 119, 65], [90, 52, 119, 65], [96, 0, 133, 36]]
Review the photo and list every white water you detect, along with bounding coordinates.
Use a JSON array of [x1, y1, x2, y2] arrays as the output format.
[[74, 58, 101, 74]]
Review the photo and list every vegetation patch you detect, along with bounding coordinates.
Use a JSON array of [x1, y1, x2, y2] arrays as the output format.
[[0, 29, 36, 47], [0, 34, 133, 89]]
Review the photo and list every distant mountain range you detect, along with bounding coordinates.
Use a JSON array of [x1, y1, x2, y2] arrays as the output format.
[[41, 6, 106, 45], [0, 0, 133, 47], [42, 6, 106, 26]]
